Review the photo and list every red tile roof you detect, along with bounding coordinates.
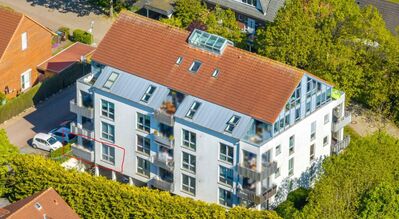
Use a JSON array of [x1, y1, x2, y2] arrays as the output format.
[[1, 188, 80, 219], [0, 7, 23, 60], [38, 42, 96, 74], [92, 12, 317, 123]]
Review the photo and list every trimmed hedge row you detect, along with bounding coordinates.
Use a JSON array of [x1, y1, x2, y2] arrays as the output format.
[[72, 29, 93, 45], [0, 63, 90, 124], [3, 154, 279, 219]]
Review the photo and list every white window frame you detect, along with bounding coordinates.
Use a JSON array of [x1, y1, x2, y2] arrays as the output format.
[[182, 174, 195, 195], [137, 135, 150, 156], [225, 115, 240, 133], [141, 85, 156, 103], [324, 113, 330, 124], [103, 72, 119, 89], [288, 158, 294, 176], [219, 188, 233, 207], [102, 144, 115, 164], [275, 145, 281, 156], [185, 101, 201, 119], [137, 112, 150, 133], [101, 100, 115, 120], [219, 143, 233, 164], [21, 32, 27, 51], [289, 135, 295, 155], [219, 165, 233, 186], [137, 156, 150, 178], [189, 60, 202, 73], [182, 129, 196, 150], [101, 122, 115, 142], [182, 152, 196, 173], [310, 121, 316, 141], [21, 69, 31, 91], [323, 136, 329, 146], [310, 144, 315, 162]]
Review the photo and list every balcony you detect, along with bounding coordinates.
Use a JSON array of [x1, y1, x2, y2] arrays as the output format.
[[152, 154, 174, 172], [238, 161, 278, 181], [70, 122, 94, 139], [70, 99, 94, 119], [332, 111, 351, 132], [237, 185, 277, 205], [153, 133, 174, 148], [71, 143, 94, 162], [148, 178, 174, 192], [332, 136, 351, 154], [154, 109, 174, 126]]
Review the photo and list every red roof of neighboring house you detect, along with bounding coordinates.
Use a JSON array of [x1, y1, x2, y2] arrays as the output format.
[[0, 188, 80, 219], [38, 42, 96, 74], [92, 12, 326, 123]]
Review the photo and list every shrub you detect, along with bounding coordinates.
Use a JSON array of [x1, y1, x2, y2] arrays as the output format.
[[0, 92, 6, 105], [57, 27, 70, 41], [2, 154, 280, 219], [72, 29, 93, 45]]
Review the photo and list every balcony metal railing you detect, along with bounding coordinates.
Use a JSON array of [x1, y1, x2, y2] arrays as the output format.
[[332, 136, 351, 154], [152, 154, 174, 172], [332, 111, 351, 132], [153, 133, 174, 148], [70, 99, 94, 119], [237, 185, 277, 205], [71, 143, 94, 162], [70, 122, 94, 139], [154, 109, 174, 126], [148, 178, 174, 192], [238, 161, 278, 181]]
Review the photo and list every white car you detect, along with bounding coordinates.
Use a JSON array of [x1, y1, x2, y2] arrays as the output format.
[[32, 133, 63, 152]]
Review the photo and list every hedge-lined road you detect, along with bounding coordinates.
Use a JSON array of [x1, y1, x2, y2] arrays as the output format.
[[0, 86, 75, 154]]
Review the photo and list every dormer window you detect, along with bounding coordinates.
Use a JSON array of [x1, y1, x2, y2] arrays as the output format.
[[103, 72, 119, 89], [141, 85, 156, 103], [189, 61, 202, 73], [225, 115, 240, 133], [186, 101, 201, 119], [212, 68, 220, 78], [176, 56, 183, 65]]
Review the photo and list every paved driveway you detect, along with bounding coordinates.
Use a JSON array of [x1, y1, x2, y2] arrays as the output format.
[[0, 86, 76, 154]]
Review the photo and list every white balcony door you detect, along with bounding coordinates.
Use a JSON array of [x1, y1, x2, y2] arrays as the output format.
[[21, 69, 31, 91], [247, 18, 256, 34]]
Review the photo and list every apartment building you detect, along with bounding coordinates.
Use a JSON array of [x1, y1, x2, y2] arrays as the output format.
[[70, 12, 351, 210]]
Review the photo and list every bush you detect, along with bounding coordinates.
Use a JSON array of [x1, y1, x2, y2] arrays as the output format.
[[72, 29, 93, 45], [57, 27, 70, 41], [2, 154, 280, 219], [275, 188, 309, 219], [49, 144, 72, 163]]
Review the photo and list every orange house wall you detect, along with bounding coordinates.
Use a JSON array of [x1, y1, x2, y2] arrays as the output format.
[[0, 16, 52, 97]]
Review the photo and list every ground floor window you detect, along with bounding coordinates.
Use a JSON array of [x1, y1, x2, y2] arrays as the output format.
[[182, 174, 195, 195], [219, 188, 233, 207], [102, 144, 115, 164], [137, 157, 150, 178], [21, 69, 31, 91]]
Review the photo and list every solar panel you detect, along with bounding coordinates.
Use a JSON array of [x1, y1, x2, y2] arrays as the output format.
[[188, 29, 233, 55]]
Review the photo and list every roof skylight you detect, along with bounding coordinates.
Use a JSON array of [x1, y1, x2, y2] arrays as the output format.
[[225, 115, 240, 133], [188, 29, 233, 55], [189, 61, 202, 73], [103, 72, 119, 89], [212, 69, 220, 78], [185, 101, 201, 119], [176, 56, 183, 65], [141, 85, 156, 103]]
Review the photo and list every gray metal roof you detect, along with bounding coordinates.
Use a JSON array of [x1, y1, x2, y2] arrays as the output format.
[[93, 66, 170, 110], [204, 0, 285, 22], [175, 95, 252, 139]]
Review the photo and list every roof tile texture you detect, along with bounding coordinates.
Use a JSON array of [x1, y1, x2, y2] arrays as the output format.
[[92, 12, 304, 123], [0, 7, 23, 59]]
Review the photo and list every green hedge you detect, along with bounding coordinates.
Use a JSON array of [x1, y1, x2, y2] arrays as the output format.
[[0, 63, 90, 124], [3, 154, 279, 219], [72, 29, 93, 45]]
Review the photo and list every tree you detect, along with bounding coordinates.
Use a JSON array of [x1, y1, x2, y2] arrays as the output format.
[[0, 129, 18, 197]]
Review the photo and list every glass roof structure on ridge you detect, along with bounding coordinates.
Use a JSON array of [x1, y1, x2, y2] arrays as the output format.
[[188, 29, 233, 55]]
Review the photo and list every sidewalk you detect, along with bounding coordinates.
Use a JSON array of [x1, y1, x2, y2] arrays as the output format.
[[0, 0, 113, 44]]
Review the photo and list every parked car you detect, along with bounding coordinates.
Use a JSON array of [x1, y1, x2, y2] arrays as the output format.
[[32, 133, 63, 152], [49, 127, 76, 145]]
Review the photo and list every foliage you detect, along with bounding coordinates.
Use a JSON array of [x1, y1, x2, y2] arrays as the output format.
[[161, 0, 245, 46], [57, 27, 70, 39], [89, 0, 130, 15], [0, 92, 6, 105], [275, 188, 309, 218], [49, 144, 72, 163], [0, 129, 18, 197], [292, 132, 399, 218], [72, 29, 93, 45], [1, 154, 280, 219], [255, 0, 399, 123]]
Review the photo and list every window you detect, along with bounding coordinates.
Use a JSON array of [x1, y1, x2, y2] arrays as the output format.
[[176, 56, 183, 65], [101, 122, 115, 142], [219, 143, 233, 164], [310, 121, 316, 141], [288, 158, 294, 176], [189, 60, 202, 73], [219, 188, 233, 207], [182, 152, 196, 173], [225, 115, 240, 133], [275, 167, 280, 178], [34, 202, 42, 210], [219, 166, 233, 186], [137, 157, 150, 178], [182, 174, 195, 195], [295, 106, 301, 121], [103, 72, 119, 89], [141, 85, 156, 103], [212, 68, 220, 78], [324, 113, 330, 124], [137, 113, 150, 132], [289, 135, 295, 155], [101, 100, 114, 120], [275, 145, 281, 156], [102, 144, 115, 164], [185, 101, 201, 119], [21, 69, 31, 91], [182, 129, 196, 150], [21, 32, 27, 50], [310, 144, 315, 162], [241, 0, 257, 7], [137, 135, 150, 155], [323, 136, 329, 146], [306, 100, 311, 113]]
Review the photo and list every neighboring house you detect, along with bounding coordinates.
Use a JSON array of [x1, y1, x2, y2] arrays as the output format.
[[70, 12, 351, 210], [134, 0, 175, 19], [0, 7, 53, 97], [204, 0, 285, 33], [356, 0, 399, 35], [37, 42, 96, 78], [0, 188, 80, 219]]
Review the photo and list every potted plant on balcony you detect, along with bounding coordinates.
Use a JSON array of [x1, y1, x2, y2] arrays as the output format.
[[163, 101, 176, 115]]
